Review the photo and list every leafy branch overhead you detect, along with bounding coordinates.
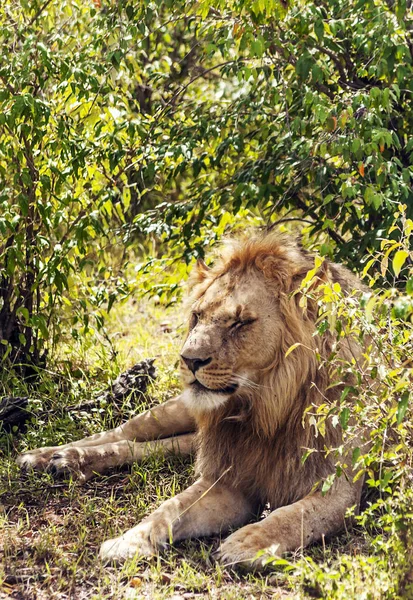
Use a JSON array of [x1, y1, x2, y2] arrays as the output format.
[[0, 0, 412, 369]]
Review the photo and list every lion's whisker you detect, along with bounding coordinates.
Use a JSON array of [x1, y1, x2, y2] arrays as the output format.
[[232, 373, 262, 390], [233, 373, 274, 390]]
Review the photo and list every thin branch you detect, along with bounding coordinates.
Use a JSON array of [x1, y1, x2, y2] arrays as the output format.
[[0, 75, 15, 95], [314, 44, 348, 83], [313, 44, 369, 90], [267, 217, 315, 231], [150, 59, 246, 131], [290, 194, 345, 246], [58, 210, 87, 248], [268, 40, 334, 100], [25, 0, 54, 30]]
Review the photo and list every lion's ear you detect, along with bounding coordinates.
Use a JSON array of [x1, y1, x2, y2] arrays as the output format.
[[188, 257, 210, 285]]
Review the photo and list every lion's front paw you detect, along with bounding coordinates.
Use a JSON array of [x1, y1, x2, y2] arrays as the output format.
[[17, 446, 92, 481], [48, 447, 93, 482], [99, 522, 159, 564], [17, 447, 58, 471], [215, 525, 283, 570]]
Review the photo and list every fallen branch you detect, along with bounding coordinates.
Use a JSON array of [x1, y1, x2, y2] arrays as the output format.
[[66, 358, 156, 412], [0, 358, 156, 430], [0, 396, 29, 428]]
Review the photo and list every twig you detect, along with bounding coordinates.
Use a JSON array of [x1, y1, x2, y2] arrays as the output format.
[[150, 59, 246, 132], [25, 0, 54, 30], [267, 217, 315, 230]]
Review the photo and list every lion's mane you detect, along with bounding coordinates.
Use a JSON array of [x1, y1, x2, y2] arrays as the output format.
[[190, 233, 364, 509]]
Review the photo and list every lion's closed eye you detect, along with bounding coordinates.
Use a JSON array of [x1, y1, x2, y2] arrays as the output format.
[[229, 318, 257, 332], [189, 312, 200, 329]]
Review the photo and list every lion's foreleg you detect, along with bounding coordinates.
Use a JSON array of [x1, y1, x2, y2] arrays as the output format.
[[217, 477, 364, 569], [119, 395, 196, 442], [42, 433, 195, 481], [99, 477, 255, 564], [17, 395, 196, 473]]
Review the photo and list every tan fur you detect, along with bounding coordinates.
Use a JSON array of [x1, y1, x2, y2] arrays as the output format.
[[17, 232, 368, 569]]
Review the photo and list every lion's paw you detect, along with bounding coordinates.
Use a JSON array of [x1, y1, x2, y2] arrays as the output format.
[[215, 526, 282, 571], [17, 447, 58, 471], [48, 447, 93, 482], [99, 522, 158, 564]]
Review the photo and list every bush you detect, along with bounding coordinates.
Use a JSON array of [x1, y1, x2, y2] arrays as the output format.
[[277, 205, 413, 598], [1, 0, 412, 370]]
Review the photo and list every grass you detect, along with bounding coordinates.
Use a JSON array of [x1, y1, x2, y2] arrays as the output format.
[[0, 297, 409, 599]]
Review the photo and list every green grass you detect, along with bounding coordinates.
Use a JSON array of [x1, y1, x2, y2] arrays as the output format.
[[0, 298, 409, 599]]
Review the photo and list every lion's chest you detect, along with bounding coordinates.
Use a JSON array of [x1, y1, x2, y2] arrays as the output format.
[[195, 419, 326, 509]]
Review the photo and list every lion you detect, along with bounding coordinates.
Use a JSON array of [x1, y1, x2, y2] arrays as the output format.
[[17, 232, 367, 568]]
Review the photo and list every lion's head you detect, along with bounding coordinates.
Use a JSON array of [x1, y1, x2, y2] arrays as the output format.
[[180, 234, 326, 417], [180, 233, 362, 428]]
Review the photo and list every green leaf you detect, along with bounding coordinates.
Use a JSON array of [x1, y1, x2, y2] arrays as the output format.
[[250, 38, 264, 57], [397, 392, 409, 425], [340, 407, 350, 430], [296, 55, 312, 80], [32, 315, 49, 340], [321, 474, 336, 495], [364, 187, 382, 209], [16, 307, 30, 324], [314, 19, 324, 42], [393, 250, 409, 277], [352, 138, 362, 154], [352, 447, 361, 464]]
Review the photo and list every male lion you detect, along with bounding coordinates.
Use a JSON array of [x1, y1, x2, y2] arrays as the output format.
[[18, 233, 367, 568]]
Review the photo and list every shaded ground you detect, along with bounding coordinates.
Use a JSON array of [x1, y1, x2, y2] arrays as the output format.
[[1, 456, 296, 599]]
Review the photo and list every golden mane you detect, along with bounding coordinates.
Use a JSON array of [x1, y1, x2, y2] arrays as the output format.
[[193, 232, 363, 508], [191, 232, 309, 289]]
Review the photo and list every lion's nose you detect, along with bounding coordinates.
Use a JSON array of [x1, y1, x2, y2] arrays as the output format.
[[181, 356, 212, 374]]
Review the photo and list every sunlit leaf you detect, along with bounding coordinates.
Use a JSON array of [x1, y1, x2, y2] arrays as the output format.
[[393, 250, 409, 277]]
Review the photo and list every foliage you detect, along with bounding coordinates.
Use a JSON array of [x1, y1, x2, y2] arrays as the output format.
[[276, 205, 413, 598], [1, 256, 412, 598], [1, 0, 413, 369], [0, 1, 130, 370], [124, 0, 413, 268]]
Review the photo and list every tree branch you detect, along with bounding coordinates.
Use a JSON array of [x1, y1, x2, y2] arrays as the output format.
[[313, 44, 372, 90], [25, 0, 54, 30], [151, 59, 246, 130]]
